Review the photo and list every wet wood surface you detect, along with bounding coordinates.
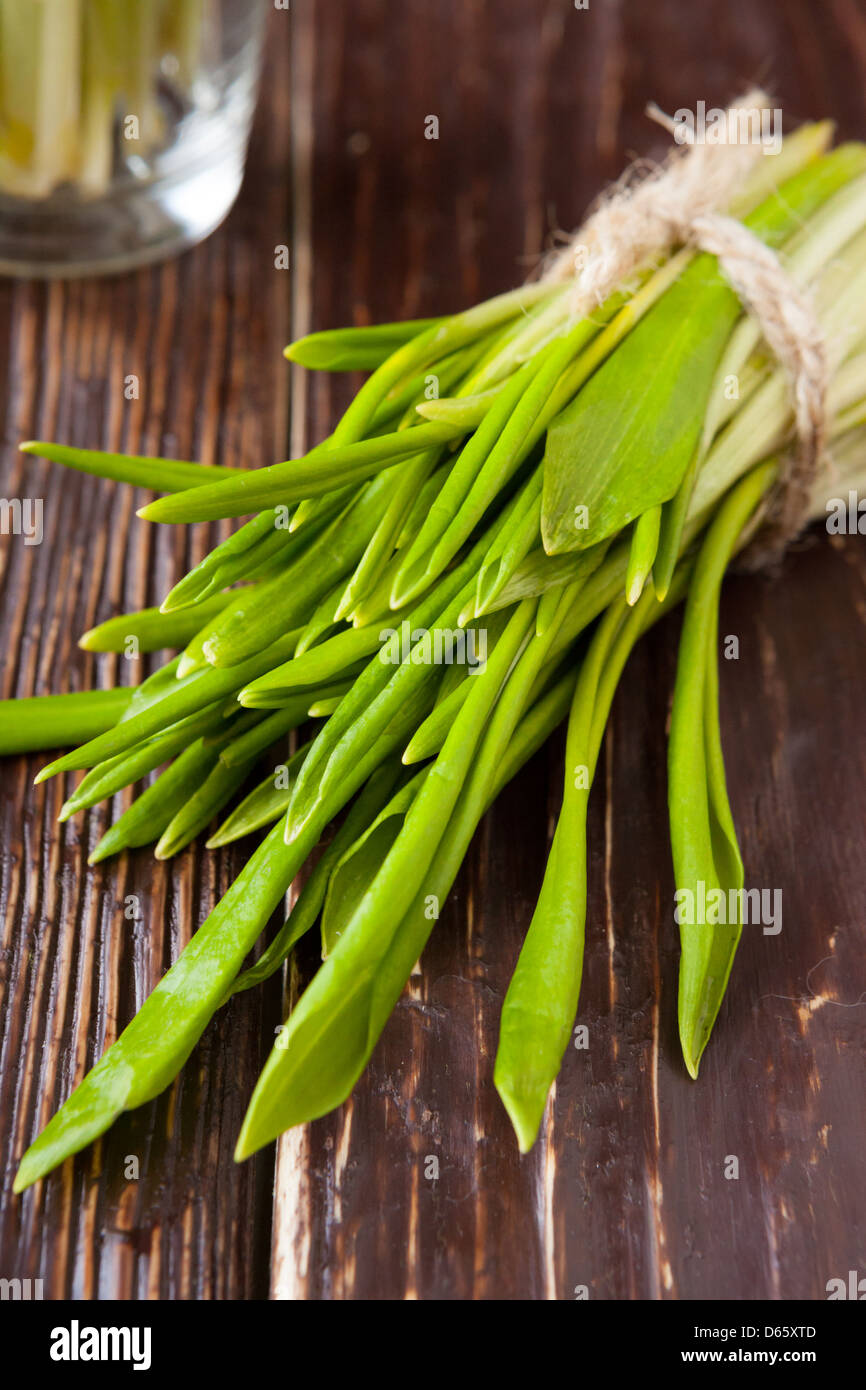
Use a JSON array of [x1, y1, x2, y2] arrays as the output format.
[[1, 0, 865, 1300]]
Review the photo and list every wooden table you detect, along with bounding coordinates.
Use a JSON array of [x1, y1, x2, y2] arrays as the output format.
[[1, 0, 864, 1301]]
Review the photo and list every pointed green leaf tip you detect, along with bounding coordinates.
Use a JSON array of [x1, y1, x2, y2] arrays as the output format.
[[137, 423, 461, 524], [14, 1060, 132, 1193], [494, 1076, 550, 1154], [284, 317, 443, 371], [682, 1048, 700, 1082], [14, 821, 310, 1190], [668, 462, 775, 1083], [21, 439, 238, 492]]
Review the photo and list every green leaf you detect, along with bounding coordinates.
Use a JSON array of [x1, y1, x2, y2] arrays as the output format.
[[235, 610, 577, 1159], [495, 567, 694, 1150], [35, 630, 301, 781], [230, 761, 405, 993], [137, 422, 462, 524], [541, 264, 741, 555], [206, 744, 311, 847], [320, 772, 426, 956], [285, 318, 443, 371], [625, 503, 662, 605], [79, 594, 233, 653], [19, 440, 239, 491], [88, 737, 221, 864], [669, 462, 774, 1078], [0, 688, 132, 756], [14, 819, 311, 1191], [494, 596, 632, 1150]]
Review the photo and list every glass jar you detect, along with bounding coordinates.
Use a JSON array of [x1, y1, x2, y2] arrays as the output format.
[[0, 0, 266, 278]]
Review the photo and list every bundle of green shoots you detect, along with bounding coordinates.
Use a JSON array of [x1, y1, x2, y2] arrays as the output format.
[[0, 0, 206, 199], [7, 112, 866, 1193]]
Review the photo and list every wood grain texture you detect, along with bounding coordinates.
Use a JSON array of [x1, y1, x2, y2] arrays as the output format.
[[1, 0, 865, 1302]]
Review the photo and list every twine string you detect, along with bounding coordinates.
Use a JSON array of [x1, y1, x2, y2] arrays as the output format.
[[544, 89, 827, 561]]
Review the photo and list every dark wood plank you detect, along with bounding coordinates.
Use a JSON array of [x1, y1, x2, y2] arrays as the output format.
[[272, 0, 866, 1299], [0, 13, 293, 1299]]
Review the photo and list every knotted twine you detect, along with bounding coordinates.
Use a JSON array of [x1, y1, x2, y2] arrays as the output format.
[[542, 89, 827, 567]]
